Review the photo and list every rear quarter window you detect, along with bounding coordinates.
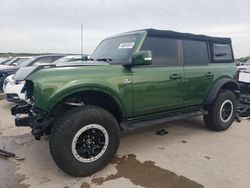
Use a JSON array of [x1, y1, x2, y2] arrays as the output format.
[[212, 43, 233, 62]]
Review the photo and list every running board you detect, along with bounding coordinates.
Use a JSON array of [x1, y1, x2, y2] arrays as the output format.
[[121, 109, 207, 132]]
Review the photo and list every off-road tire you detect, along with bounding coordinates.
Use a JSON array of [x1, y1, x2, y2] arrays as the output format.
[[49, 105, 120, 177], [204, 90, 237, 131]]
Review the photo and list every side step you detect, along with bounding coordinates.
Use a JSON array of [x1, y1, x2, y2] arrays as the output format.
[[121, 109, 207, 132]]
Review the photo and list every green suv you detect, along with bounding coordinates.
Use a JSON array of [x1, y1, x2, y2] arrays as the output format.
[[11, 29, 239, 176]]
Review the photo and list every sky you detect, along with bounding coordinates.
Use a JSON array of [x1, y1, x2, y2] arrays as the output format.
[[0, 0, 249, 58]]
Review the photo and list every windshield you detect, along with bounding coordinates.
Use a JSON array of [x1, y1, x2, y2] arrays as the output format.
[[1, 59, 11, 65], [18, 57, 36, 67], [5, 58, 17, 65], [15, 58, 30, 65], [5, 58, 29, 66], [91, 34, 139, 62]]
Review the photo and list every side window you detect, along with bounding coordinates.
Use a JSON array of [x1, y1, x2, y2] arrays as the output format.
[[183, 40, 209, 65], [213, 43, 233, 62], [32, 57, 52, 66], [140, 37, 178, 66]]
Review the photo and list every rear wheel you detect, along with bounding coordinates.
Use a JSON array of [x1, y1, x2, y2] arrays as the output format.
[[204, 90, 237, 131], [49, 105, 120, 177]]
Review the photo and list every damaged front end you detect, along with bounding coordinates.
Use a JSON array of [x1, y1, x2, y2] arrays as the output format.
[[10, 65, 56, 140], [11, 78, 53, 140], [11, 104, 53, 140]]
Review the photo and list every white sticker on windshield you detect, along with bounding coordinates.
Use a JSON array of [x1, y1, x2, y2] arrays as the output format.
[[118, 42, 135, 49]]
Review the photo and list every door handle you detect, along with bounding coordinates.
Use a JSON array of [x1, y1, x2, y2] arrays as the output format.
[[170, 74, 182, 80], [205, 72, 214, 77]]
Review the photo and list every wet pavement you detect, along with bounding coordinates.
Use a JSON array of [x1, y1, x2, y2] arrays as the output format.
[[0, 98, 250, 188]]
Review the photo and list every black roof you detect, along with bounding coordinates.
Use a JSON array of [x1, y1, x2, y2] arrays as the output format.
[[145, 29, 231, 44]]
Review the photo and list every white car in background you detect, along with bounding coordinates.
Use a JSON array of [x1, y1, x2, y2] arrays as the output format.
[[2, 55, 89, 103], [2, 74, 25, 102], [238, 68, 250, 117], [238, 68, 250, 102], [237, 60, 250, 71]]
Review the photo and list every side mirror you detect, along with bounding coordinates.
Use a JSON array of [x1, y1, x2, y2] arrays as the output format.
[[12, 63, 18, 66], [132, 51, 152, 66]]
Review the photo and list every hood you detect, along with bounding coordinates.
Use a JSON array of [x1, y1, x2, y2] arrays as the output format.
[[14, 61, 109, 81], [0, 65, 18, 72]]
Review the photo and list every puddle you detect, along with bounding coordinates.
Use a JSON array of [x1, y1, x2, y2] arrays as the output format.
[[92, 154, 204, 188], [81, 182, 91, 188]]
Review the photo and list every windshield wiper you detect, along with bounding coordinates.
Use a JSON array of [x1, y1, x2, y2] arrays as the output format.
[[96, 58, 112, 63]]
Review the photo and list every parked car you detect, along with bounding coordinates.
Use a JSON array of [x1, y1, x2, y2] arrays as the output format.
[[0, 57, 32, 89], [237, 68, 250, 117], [3, 58, 91, 102], [11, 29, 238, 177], [2, 74, 25, 102], [0, 58, 9, 64], [53, 55, 89, 65], [238, 68, 250, 103], [1, 57, 31, 66], [0, 58, 11, 65], [237, 60, 250, 70], [0, 55, 64, 90]]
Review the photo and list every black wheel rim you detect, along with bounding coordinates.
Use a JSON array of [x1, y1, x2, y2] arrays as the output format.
[[72, 124, 109, 163], [220, 100, 233, 123]]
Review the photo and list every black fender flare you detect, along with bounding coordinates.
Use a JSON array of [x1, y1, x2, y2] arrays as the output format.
[[204, 78, 240, 105]]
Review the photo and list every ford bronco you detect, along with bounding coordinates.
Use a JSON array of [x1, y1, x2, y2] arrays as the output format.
[[11, 29, 239, 176]]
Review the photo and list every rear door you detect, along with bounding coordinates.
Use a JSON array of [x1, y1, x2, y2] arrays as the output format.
[[182, 40, 215, 107], [132, 37, 184, 117]]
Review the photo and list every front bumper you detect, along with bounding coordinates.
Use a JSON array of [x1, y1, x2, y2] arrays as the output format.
[[5, 94, 21, 103], [11, 104, 52, 140], [3, 81, 26, 102]]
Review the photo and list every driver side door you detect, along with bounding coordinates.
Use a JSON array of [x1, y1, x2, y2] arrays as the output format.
[[132, 37, 184, 117]]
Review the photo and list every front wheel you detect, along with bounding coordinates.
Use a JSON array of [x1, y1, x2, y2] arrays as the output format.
[[49, 105, 120, 177], [204, 90, 237, 131]]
